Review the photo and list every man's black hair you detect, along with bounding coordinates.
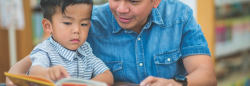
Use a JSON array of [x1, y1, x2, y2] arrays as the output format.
[[40, 0, 93, 22]]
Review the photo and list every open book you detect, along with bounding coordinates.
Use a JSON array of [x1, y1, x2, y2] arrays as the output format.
[[5, 72, 108, 86]]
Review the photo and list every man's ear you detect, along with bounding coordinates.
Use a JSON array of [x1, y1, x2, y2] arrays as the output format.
[[88, 22, 91, 28], [42, 18, 52, 34], [153, 0, 161, 8]]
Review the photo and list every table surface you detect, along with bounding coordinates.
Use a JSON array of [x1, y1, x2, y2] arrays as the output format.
[[0, 82, 139, 86], [112, 82, 139, 86]]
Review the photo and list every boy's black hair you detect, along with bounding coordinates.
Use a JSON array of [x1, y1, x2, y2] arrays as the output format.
[[40, 0, 93, 22]]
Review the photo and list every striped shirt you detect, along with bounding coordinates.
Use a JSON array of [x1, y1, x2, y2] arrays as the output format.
[[30, 37, 109, 80]]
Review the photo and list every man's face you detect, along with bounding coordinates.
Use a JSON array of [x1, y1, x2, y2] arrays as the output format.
[[109, 0, 155, 33], [50, 4, 92, 50]]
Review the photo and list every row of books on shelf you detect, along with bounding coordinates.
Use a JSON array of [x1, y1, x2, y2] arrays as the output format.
[[227, 74, 250, 86], [215, 15, 250, 58], [215, 0, 250, 58], [215, 16, 250, 44], [215, 0, 250, 19]]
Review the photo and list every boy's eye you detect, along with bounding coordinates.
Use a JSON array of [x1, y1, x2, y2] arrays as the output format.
[[63, 22, 72, 25], [81, 24, 88, 26]]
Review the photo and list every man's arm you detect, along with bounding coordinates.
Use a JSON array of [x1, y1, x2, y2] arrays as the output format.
[[6, 55, 32, 85], [140, 55, 217, 86], [183, 55, 217, 86], [91, 70, 114, 85]]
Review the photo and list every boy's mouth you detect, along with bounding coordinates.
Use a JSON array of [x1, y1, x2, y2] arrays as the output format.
[[71, 39, 80, 43]]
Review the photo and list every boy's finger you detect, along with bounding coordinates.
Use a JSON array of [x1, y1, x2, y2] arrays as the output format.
[[60, 67, 70, 78], [54, 68, 61, 80], [49, 70, 56, 81]]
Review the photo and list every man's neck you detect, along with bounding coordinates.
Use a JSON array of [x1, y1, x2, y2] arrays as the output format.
[[131, 27, 143, 34], [130, 18, 148, 34]]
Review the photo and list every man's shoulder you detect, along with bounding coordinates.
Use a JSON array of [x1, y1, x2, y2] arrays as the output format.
[[89, 3, 113, 38], [158, 0, 193, 27], [92, 3, 111, 17], [159, 0, 192, 13]]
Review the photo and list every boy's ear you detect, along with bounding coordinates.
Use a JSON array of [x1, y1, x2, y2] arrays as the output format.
[[42, 18, 52, 33], [153, 0, 161, 8]]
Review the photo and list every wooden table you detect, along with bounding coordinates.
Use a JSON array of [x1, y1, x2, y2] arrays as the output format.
[[112, 82, 139, 86], [0, 82, 139, 86]]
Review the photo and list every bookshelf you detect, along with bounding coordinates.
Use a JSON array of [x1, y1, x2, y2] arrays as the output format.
[[214, 0, 250, 58], [0, 0, 33, 83], [214, 0, 250, 85]]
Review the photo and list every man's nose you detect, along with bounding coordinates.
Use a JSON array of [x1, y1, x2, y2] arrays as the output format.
[[117, 1, 129, 14]]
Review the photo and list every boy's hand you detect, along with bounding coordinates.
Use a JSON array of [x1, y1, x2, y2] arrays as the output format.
[[6, 77, 17, 86], [46, 65, 70, 81]]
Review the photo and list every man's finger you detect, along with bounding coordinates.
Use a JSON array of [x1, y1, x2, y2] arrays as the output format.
[[140, 76, 158, 86]]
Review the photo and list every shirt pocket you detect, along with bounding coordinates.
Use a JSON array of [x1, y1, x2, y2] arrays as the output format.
[[104, 61, 124, 82], [154, 50, 185, 79]]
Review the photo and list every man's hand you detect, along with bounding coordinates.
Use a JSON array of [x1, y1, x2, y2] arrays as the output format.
[[46, 65, 71, 81], [140, 76, 182, 86]]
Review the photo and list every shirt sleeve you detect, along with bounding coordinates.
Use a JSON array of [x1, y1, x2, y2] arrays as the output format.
[[90, 55, 109, 77], [180, 9, 211, 59], [30, 49, 51, 68]]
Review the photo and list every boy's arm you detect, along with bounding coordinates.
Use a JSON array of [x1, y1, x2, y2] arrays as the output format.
[[90, 57, 114, 85], [91, 70, 114, 85], [29, 65, 49, 78], [6, 55, 32, 85], [30, 65, 70, 81]]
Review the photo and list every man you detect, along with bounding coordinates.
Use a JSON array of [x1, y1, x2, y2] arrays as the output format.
[[6, 0, 217, 86]]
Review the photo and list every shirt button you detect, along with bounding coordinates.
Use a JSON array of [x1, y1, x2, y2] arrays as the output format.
[[167, 58, 171, 61], [139, 63, 143, 66], [138, 38, 141, 41]]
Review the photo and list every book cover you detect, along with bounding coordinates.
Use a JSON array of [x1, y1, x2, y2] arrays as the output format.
[[4, 72, 108, 86]]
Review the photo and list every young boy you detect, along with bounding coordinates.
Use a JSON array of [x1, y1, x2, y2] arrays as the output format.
[[29, 0, 113, 85]]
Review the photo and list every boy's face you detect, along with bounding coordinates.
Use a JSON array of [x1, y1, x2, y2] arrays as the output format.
[[44, 4, 92, 50], [109, 0, 160, 33]]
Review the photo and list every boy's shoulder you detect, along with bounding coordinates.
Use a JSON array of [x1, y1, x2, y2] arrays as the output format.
[[32, 39, 55, 53], [78, 42, 93, 54]]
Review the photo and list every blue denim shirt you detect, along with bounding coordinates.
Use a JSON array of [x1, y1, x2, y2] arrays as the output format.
[[87, 0, 211, 84]]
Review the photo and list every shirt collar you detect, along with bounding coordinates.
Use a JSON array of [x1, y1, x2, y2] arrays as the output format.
[[150, 8, 164, 25], [112, 8, 164, 33], [112, 15, 123, 33], [49, 36, 87, 62]]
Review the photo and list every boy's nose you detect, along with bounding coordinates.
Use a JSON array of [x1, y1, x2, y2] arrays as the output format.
[[73, 25, 80, 34]]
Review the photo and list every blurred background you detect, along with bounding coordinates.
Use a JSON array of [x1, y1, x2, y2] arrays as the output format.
[[0, 0, 250, 86]]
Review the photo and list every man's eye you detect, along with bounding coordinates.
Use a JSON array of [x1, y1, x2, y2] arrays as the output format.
[[130, 0, 139, 4], [81, 24, 88, 26], [63, 22, 72, 25]]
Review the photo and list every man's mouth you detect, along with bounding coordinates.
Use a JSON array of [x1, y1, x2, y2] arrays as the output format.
[[118, 17, 132, 23]]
